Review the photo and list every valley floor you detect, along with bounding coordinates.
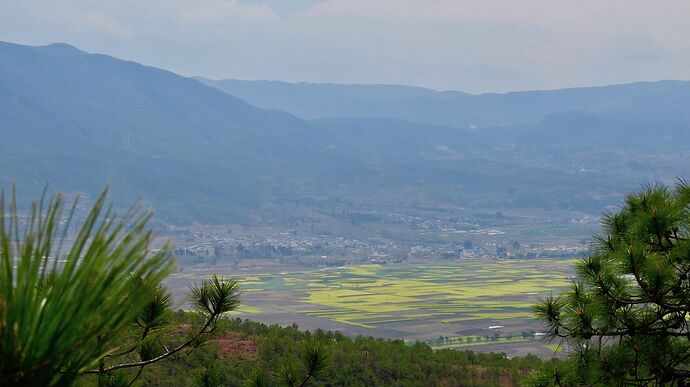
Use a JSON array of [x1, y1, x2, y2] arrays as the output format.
[[164, 257, 574, 359]]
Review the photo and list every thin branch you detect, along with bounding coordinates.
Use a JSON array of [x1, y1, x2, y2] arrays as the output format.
[[87, 313, 218, 374], [106, 326, 151, 358]]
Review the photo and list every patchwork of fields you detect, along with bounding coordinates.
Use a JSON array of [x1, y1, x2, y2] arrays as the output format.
[[168, 258, 575, 356], [242, 260, 572, 327]]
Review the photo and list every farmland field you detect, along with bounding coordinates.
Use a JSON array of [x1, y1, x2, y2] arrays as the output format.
[[166, 258, 575, 357]]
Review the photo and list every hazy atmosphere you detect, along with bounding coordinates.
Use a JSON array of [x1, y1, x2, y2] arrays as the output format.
[[3, 2, 690, 385], [2, 0, 690, 92]]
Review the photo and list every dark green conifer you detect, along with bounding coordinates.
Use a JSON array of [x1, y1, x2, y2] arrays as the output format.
[[532, 180, 690, 386]]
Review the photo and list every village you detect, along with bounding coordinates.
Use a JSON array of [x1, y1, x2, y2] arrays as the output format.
[[163, 208, 594, 268]]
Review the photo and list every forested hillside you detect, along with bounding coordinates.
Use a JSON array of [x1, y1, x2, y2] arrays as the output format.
[[124, 313, 547, 386]]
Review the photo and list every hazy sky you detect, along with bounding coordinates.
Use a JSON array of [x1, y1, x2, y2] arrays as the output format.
[[1, 0, 689, 93]]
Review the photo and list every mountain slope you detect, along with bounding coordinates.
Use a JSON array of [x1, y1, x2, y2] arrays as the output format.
[[0, 41, 340, 222]]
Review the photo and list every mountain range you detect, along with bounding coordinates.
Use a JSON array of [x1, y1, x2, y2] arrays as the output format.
[[1, 40, 688, 223], [196, 77, 690, 133]]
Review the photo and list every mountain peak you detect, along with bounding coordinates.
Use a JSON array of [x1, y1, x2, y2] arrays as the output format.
[[0, 41, 83, 55], [40, 42, 82, 53]]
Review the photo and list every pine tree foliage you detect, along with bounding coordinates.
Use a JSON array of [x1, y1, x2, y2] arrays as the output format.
[[0, 188, 171, 386], [273, 339, 330, 387], [531, 181, 690, 386]]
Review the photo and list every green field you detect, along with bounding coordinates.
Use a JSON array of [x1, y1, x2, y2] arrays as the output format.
[[225, 259, 575, 329]]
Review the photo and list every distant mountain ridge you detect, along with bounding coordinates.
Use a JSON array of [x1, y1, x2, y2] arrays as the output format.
[[196, 77, 690, 129], [200, 76, 690, 151]]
